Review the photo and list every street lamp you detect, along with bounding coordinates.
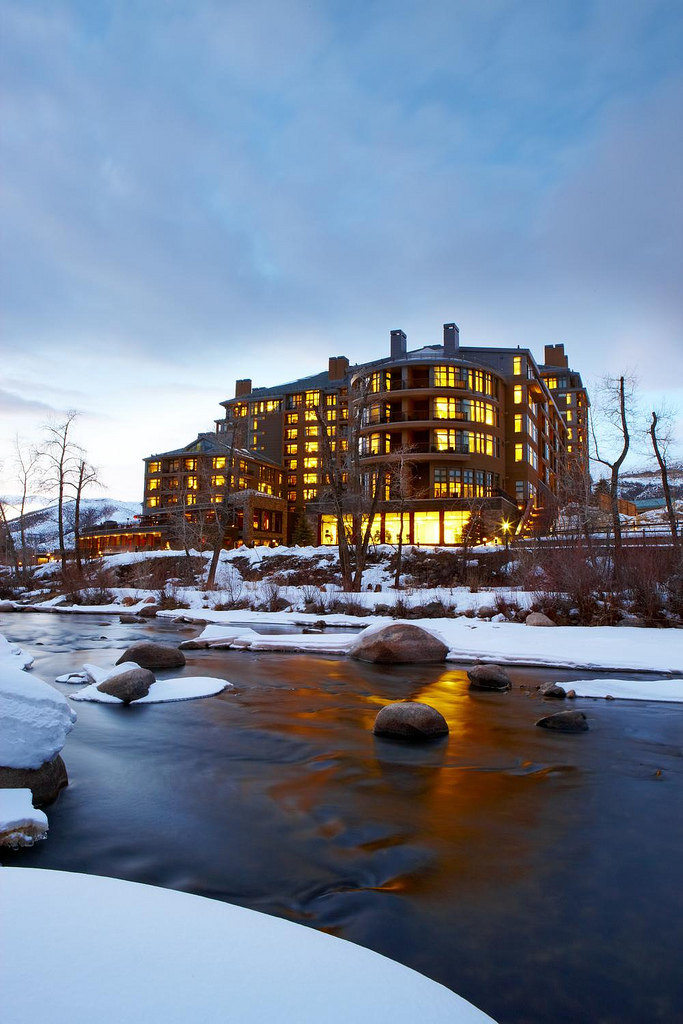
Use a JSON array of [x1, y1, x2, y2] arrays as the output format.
[[501, 518, 512, 551]]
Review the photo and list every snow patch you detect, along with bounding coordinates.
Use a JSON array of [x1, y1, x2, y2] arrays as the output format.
[[0, 639, 77, 769], [0, 868, 495, 1023]]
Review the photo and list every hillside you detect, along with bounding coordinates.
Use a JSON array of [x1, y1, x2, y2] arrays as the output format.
[[7, 498, 141, 552]]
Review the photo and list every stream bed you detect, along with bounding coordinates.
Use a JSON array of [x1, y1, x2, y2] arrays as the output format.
[[2, 611, 682, 1024]]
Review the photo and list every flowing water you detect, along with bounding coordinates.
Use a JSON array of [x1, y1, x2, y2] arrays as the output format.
[[2, 612, 682, 1024]]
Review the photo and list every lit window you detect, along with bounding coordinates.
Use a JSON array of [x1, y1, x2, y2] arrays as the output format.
[[303, 457, 318, 469], [513, 356, 522, 375], [147, 478, 159, 491], [305, 390, 321, 408], [186, 476, 198, 490], [147, 496, 159, 508], [433, 397, 459, 419], [514, 414, 523, 433], [285, 443, 297, 455], [148, 461, 161, 474], [213, 457, 226, 470], [286, 428, 298, 440], [212, 475, 225, 488], [515, 444, 524, 462], [184, 459, 197, 471], [514, 385, 523, 404], [185, 494, 196, 506], [547, 377, 558, 389], [303, 472, 317, 484], [302, 488, 317, 501]]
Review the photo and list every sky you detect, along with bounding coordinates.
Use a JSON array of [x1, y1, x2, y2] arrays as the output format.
[[1, 0, 682, 503]]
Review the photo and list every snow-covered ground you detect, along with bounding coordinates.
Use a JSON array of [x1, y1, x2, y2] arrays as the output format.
[[0, 868, 495, 1024], [168, 615, 683, 683]]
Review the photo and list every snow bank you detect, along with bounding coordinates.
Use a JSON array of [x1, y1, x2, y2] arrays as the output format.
[[0, 632, 34, 669], [0, 789, 48, 846], [568, 678, 683, 703], [0, 868, 495, 1024], [68, 661, 233, 704], [0, 643, 77, 769]]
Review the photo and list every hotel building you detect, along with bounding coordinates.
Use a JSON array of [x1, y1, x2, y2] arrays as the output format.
[[82, 324, 588, 555]]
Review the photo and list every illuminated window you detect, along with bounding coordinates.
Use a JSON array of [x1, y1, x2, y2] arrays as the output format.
[[433, 429, 458, 451], [186, 476, 198, 490], [305, 440, 319, 453], [302, 488, 317, 501], [305, 390, 320, 408], [325, 393, 337, 406], [185, 494, 196, 506], [469, 400, 496, 425], [303, 457, 318, 469], [148, 461, 161, 474], [547, 377, 558, 389], [148, 478, 159, 491], [433, 397, 459, 419], [265, 400, 281, 413], [213, 457, 226, 470], [305, 425, 319, 438], [211, 494, 224, 504], [414, 512, 440, 545], [566, 411, 573, 422], [444, 511, 471, 544], [168, 477, 180, 489], [212, 475, 225, 488], [287, 458, 298, 470], [286, 428, 298, 440], [326, 409, 336, 421], [468, 369, 494, 395], [514, 414, 523, 433], [433, 467, 460, 497], [513, 356, 523, 375], [288, 474, 297, 486], [515, 444, 524, 462], [304, 409, 317, 422], [513, 385, 523, 404], [433, 365, 460, 388], [234, 404, 248, 417], [303, 472, 317, 485], [287, 490, 297, 502], [147, 496, 159, 508], [285, 443, 297, 455]]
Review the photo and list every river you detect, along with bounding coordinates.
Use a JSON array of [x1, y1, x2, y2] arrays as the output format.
[[2, 611, 682, 1024]]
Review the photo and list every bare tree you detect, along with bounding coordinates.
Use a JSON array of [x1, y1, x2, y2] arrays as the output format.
[[0, 494, 19, 574], [649, 407, 680, 553], [71, 459, 101, 571], [315, 382, 386, 592], [385, 449, 417, 590], [206, 424, 242, 589], [590, 375, 636, 573], [41, 412, 82, 572], [12, 436, 43, 575]]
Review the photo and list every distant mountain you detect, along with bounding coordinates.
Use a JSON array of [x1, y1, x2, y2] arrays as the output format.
[[6, 498, 141, 552], [618, 466, 683, 503]]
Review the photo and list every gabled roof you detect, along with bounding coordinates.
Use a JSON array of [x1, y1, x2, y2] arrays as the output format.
[[145, 433, 281, 469]]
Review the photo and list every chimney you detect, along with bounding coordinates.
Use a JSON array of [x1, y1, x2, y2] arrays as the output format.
[[543, 344, 568, 369], [443, 323, 460, 356], [235, 378, 252, 398], [328, 356, 349, 381], [390, 329, 407, 360]]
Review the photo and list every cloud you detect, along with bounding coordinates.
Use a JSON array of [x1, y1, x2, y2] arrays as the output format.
[[1, 0, 681, 495], [0, 388, 57, 417]]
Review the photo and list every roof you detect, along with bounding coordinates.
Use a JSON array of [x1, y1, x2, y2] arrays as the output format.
[[145, 433, 281, 469], [221, 366, 358, 406]]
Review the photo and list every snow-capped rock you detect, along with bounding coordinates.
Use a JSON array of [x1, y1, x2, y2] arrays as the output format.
[[0, 652, 77, 770]]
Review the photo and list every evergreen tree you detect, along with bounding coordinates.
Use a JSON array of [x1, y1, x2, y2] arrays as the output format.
[[291, 506, 315, 547]]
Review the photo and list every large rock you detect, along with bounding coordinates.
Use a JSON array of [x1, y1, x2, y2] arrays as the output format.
[[116, 642, 186, 670], [97, 667, 155, 704], [467, 664, 512, 691], [119, 613, 146, 624], [349, 623, 448, 664], [525, 612, 556, 627], [538, 681, 567, 699], [0, 600, 15, 612], [0, 755, 69, 807], [138, 605, 159, 619], [373, 702, 449, 740], [536, 710, 589, 733]]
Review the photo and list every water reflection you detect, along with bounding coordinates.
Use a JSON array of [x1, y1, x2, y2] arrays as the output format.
[[1, 613, 682, 1024]]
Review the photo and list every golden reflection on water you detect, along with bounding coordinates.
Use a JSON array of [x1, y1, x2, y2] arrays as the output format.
[[245, 658, 583, 903]]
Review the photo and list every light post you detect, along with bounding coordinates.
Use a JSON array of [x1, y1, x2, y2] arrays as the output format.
[[501, 518, 511, 552]]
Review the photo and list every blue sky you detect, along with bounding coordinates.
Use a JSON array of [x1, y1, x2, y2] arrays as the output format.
[[1, 0, 682, 499]]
